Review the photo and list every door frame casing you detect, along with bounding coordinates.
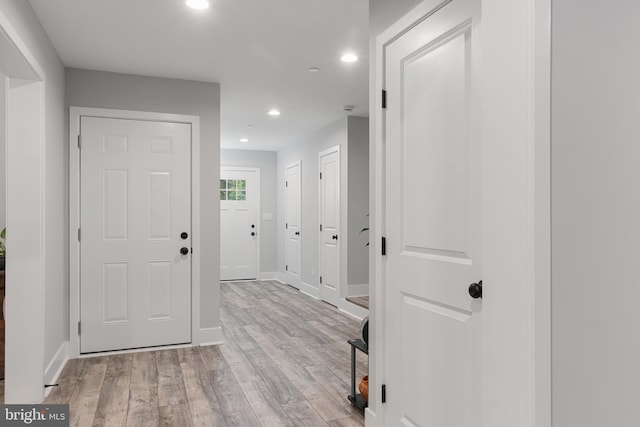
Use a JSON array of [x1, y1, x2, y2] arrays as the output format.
[[370, 0, 551, 426], [220, 166, 261, 280], [69, 107, 202, 357], [318, 145, 341, 304]]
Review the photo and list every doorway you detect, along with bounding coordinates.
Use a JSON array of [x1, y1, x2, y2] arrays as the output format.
[[70, 107, 203, 356], [319, 146, 341, 306], [220, 167, 260, 281], [284, 161, 302, 287]]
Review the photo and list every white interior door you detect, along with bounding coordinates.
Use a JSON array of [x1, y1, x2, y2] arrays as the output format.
[[80, 116, 192, 353], [285, 161, 302, 286], [319, 147, 340, 306], [384, 0, 482, 425], [220, 167, 258, 280]]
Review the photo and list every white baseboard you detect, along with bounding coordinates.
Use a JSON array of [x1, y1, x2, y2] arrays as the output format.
[[365, 408, 377, 427], [347, 283, 370, 297], [258, 272, 284, 282], [197, 327, 223, 346], [44, 341, 69, 392], [338, 298, 369, 320], [298, 281, 320, 299]]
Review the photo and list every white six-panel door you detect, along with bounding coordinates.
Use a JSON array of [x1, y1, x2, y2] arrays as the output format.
[[384, 0, 482, 425], [80, 116, 192, 353], [319, 147, 341, 306], [220, 167, 259, 281], [285, 161, 302, 286]]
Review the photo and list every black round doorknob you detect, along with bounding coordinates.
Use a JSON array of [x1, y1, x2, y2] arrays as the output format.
[[180, 247, 189, 255], [332, 235, 338, 240], [468, 280, 483, 299], [181, 232, 188, 239], [295, 231, 300, 236], [251, 224, 255, 229], [251, 232, 256, 236]]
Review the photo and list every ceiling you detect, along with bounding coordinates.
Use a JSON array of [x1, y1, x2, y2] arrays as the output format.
[[28, 0, 369, 152]]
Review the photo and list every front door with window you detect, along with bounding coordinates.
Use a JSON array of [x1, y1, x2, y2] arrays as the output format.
[[220, 167, 258, 280], [80, 116, 192, 353]]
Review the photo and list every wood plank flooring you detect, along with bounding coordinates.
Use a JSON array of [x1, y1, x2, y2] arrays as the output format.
[[44, 280, 368, 426]]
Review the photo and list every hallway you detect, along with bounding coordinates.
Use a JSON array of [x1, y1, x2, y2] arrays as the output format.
[[44, 280, 367, 426]]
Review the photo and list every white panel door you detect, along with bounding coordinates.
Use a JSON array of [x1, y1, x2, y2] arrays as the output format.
[[384, 0, 482, 425], [220, 167, 258, 280], [319, 147, 340, 306], [285, 161, 302, 286], [80, 116, 191, 353]]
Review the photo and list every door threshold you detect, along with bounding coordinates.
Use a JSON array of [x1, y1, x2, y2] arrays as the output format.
[[78, 342, 193, 358]]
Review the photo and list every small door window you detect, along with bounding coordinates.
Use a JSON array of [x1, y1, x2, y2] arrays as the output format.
[[220, 179, 247, 201]]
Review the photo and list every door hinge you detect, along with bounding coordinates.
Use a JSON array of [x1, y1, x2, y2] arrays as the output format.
[[77, 322, 81, 335], [320, 172, 322, 180], [78, 228, 81, 241], [382, 90, 387, 109], [382, 384, 387, 403], [286, 181, 288, 187], [77, 134, 82, 149], [286, 223, 288, 229], [319, 276, 323, 284], [381, 236, 386, 256], [320, 224, 322, 232], [286, 265, 288, 271]]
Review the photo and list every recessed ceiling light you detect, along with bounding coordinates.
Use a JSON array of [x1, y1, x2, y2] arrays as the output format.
[[308, 67, 320, 72], [268, 109, 281, 116], [240, 138, 249, 143], [185, 0, 210, 10], [341, 53, 359, 63]]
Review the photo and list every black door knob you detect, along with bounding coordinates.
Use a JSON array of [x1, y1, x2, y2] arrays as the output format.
[[251, 224, 255, 229], [468, 280, 483, 299], [332, 235, 338, 240], [181, 232, 188, 239], [180, 247, 189, 255], [251, 232, 256, 236], [295, 231, 300, 236]]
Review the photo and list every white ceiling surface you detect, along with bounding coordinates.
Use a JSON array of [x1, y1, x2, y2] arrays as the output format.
[[29, 0, 369, 151]]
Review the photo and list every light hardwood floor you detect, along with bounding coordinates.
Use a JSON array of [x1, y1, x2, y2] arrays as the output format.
[[44, 280, 368, 427]]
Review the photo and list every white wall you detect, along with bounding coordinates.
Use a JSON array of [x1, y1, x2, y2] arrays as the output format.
[[0, 0, 66, 400], [220, 149, 277, 274], [552, 2, 640, 425], [65, 68, 221, 332], [0, 70, 5, 230]]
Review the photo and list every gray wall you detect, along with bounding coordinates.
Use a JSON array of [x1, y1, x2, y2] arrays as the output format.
[[278, 119, 347, 291], [347, 116, 369, 288], [220, 149, 277, 273], [552, 2, 640, 426], [66, 68, 221, 330], [277, 116, 369, 296], [0, 0, 67, 371]]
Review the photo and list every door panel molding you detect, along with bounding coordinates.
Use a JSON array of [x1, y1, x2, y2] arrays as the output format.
[[69, 107, 202, 357]]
